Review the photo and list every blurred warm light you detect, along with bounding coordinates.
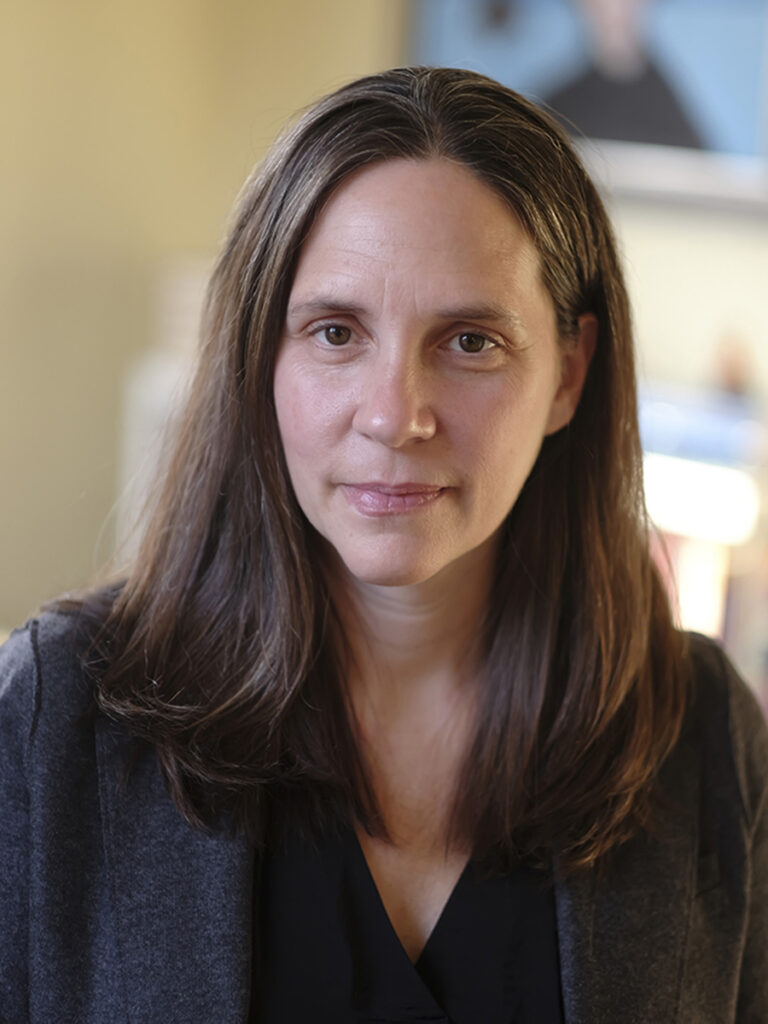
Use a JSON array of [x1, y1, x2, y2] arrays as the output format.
[[644, 453, 760, 546], [675, 538, 730, 638]]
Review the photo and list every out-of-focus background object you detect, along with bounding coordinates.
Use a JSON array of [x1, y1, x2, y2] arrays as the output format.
[[413, 0, 768, 205], [3, 0, 768, 714]]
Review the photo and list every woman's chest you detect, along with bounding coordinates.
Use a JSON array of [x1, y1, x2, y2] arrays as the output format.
[[356, 831, 470, 962]]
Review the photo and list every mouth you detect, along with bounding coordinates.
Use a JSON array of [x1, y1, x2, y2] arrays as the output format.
[[340, 482, 448, 515]]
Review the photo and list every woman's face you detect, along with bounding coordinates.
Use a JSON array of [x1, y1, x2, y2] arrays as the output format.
[[273, 157, 593, 588]]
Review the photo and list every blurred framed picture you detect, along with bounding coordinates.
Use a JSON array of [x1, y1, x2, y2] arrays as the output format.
[[410, 0, 768, 207]]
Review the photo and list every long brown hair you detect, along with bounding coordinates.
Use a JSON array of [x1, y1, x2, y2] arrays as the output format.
[[81, 67, 686, 871]]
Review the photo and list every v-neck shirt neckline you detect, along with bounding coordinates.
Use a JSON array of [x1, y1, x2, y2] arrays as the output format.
[[350, 831, 474, 969], [251, 827, 564, 1023]]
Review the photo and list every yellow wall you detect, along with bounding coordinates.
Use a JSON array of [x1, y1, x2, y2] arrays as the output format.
[[0, 0, 406, 626]]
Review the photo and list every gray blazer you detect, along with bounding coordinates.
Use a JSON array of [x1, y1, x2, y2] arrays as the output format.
[[1, 611, 766, 1023]]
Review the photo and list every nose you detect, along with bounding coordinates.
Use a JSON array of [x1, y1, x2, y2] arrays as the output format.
[[352, 350, 437, 448]]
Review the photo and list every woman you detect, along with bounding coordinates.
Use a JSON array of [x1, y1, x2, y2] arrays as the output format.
[[1, 66, 766, 1023]]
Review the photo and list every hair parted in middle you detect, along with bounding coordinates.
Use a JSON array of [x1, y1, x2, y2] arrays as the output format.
[[86, 66, 686, 872]]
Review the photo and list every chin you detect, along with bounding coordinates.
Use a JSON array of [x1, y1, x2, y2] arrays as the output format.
[[337, 547, 448, 589]]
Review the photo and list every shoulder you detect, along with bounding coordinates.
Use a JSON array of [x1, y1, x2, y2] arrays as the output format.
[[684, 632, 768, 830], [0, 608, 99, 761]]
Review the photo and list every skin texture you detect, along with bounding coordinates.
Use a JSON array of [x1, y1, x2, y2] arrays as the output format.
[[273, 157, 595, 961]]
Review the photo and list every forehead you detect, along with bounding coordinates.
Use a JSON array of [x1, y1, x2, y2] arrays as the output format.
[[288, 158, 548, 311], [304, 157, 528, 253]]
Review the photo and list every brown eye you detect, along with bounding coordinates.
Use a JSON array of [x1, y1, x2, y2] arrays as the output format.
[[322, 325, 351, 345], [456, 332, 491, 353]]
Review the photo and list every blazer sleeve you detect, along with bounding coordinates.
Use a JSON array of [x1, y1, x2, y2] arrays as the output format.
[[728, 655, 768, 1021], [0, 622, 38, 1022]]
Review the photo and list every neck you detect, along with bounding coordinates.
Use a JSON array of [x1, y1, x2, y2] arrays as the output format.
[[326, 537, 497, 718]]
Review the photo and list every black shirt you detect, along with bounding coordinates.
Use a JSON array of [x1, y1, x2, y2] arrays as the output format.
[[252, 828, 564, 1023]]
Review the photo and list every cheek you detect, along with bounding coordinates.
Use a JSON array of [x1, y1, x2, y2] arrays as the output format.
[[275, 398, 312, 474], [274, 362, 343, 470], [274, 359, 306, 467], [468, 383, 556, 490]]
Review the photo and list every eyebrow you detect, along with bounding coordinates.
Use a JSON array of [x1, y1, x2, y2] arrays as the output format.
[[286, 297, 368, 320], [433, 303, 525, 332], [286, 297, 525, 334]]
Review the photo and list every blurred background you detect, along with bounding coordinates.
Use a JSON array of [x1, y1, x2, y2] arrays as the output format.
[[2, 0, 767, 708]]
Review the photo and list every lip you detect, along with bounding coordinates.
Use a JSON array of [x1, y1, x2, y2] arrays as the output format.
[[340, 482, 448, 516]]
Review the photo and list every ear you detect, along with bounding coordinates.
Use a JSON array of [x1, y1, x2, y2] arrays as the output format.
[[545, 313, 598, 435]]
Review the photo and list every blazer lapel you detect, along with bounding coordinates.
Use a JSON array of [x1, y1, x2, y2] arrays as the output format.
[[95, 717, 254, 1023], [556, 733, 699, 1024]]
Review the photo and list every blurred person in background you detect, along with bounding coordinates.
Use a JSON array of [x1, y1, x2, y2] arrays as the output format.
[[1, 67, 766, 1022]]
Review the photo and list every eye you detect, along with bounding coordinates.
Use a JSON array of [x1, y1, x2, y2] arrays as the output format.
[[448, 331, 497, 354], [318, 324, 351, 346]]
